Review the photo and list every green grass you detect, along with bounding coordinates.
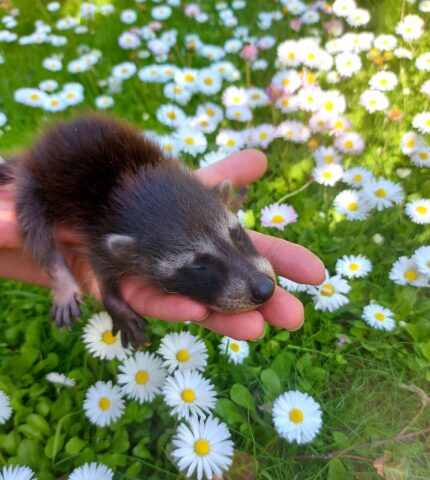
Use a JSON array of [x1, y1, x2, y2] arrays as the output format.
[[0, 0, 429, 479]]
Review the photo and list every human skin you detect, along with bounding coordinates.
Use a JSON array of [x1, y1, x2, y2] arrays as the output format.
[[0, 149, 325, 340]]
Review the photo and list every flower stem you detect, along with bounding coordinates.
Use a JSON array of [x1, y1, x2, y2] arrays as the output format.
[[277, 179, 313, 204]]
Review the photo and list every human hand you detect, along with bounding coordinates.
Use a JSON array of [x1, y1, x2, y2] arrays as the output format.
[[0, 150, 325, 340]]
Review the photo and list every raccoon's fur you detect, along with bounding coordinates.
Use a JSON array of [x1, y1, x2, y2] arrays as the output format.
[[0, 115, 275, 347]]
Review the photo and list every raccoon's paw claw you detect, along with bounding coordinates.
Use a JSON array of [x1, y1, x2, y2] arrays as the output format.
[[51, 292, 82, 328], [113, 315, 148, 349]]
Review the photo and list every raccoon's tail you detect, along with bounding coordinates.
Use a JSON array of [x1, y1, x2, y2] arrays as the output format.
[[0, 161, 14, 185]]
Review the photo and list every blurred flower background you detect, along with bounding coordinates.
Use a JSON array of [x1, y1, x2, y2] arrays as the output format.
[[0, 0, 429, 479]]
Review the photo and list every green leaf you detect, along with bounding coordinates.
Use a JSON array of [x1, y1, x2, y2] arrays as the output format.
[[328, 458, 348, 480], [215, 398, 246, 425], [27, 413, 51, 437], [332, 431, 350, 449], [65, 436, 87, 455], [230, 384, 256, 412], [112, 429, 129, 452], [270, 351, 294, 379], [260, 369, 281, 399], [16, 439, 44, 469], [45, 434, 65, 459]]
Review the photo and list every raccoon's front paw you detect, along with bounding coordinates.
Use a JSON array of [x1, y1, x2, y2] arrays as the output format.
[[112, 314, 148, 349], [51, 291, 82, 328]]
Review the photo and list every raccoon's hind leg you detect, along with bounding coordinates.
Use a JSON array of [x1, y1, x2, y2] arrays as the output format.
[[15, 175, 82, 327]]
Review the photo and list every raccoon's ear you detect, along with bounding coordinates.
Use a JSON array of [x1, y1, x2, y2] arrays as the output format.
[[213, 179, 247, 212], [105, 234, 136, 255]]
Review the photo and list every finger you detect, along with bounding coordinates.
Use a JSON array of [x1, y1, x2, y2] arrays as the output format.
[[0, 248, 51, 287], [247, 230, 325, 285], [196, 149, 267, 188], [200, 310, 265, 340], [121, 279, 208, 322], [258, 286, 304, 330]]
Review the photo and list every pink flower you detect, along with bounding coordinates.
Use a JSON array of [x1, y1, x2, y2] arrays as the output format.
[[184, 3, 201, 18], [324, 19, 343, 36], [290, 19, 303, 32], [266, 84, 284, 102], [240, 44, 258, 62]]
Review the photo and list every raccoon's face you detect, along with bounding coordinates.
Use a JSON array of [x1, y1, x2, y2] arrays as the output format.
[[107, 166, 275, 312]]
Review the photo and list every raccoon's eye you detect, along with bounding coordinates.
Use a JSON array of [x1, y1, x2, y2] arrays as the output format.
[[192, 254, 212, 272], [193, 265, 207, 272], [231, 226, 245, 243]]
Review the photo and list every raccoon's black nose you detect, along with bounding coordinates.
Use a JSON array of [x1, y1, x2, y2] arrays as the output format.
[[250, 276, 275, 304]]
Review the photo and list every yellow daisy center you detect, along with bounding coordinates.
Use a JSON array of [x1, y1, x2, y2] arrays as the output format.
[[102, 331, 117, 345], [404, 270, 417, 281], [289, 408, 304, 423], [135, 371, 149, 384], [51, 99, 59, 106], [375, 188, 386, 198], [348, 202, 358, 211], [272, 214, 285, 224], [252, 93, 260, 100], [184, 74, 194, 82], [181, 388, 196, 403], [30, 93, 39, 101], [174, 87, 182, 94], [325, 102, 334, 111], [260, 132, 268, 140], [176, 349, 190, 362], [322, 171, 333, 179], [230, 343, 240, 352], [282, 78, 290, 86], [226, 139, 235, 147], [288, 52, 295, 60], [121, 67, 128, 74], [374, 312, 385, 321], [164, 145, 172, 151], [419, 152, 428, 160], [194, 439, 210, 456], [416, 205, 428, 214], [185, 136, 194, 145], [204, 77, 213, 85], [349, 263, 359, 271], [167, 111, 176, 119], [406, 139, 415, 148], [344, 140, 353, 149], [426, 119, 430, 127], [98, 397, 111, 411], [353, 174, 363, 182], [206, 108, 215, 116], [321, 283, 335, 297]]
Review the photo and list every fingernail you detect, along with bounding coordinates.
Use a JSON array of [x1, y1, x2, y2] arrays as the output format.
[[193, 310, 210, 322], [289, 318, 305, 332]]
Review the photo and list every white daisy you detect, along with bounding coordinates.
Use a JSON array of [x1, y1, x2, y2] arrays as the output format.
[[335, 255, 372, 279], [171, 416, 234, 480], [361, 178, 404, 211], [175, 129, 208, 156], [158, 332, 208, 373], [218, 337, 249, 364], [416, 52, 430, 72], [46, 372, 75, 387], [334, 190, 372, 221], [411, 147, 430, 168], [215, 130, 245, 152], [412, 246, 430, 276], [374, 34, 397, 51], [369, 71, 398, 91], [95, 95, 114, 109], [83, 381, 125, 427], [226, 105, 253, 122], [359, 89, 389, 113], [277, 120, 310, 143], [260, 203, 298, 230], [156, 104, 187, 128], [120, 9, 137, 24], [412, 112, 430, 134], [0, 466, 35, 480], [118, 352, 166, 403], [400, 131, 423, 155], [0, 390, 12, 424], [343, 167, 373, 188], [118, 31, 141, 50], [308, 270, 351, 312], [334, 132, 365, 155], [335, 52, 362, 77], [112, 61, 137, 80], [68, 462, 114, 480], [396, 14, 424, 41], [82, 312, 129, 361], [405, 199, 430, 224], [313, 164, 344, 187], [162, 370, 217, 420], [389, 256, 429, 287], [279, 276, 309, 293], [272, 390, 322, 444], [222, 85, 248, 107], [362, 304, 395, 331]]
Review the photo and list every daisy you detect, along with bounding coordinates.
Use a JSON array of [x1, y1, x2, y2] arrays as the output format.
[[199, 150, 228, 168], [14, 88, 47, 107], [222, 85, 248, 107], [175, 68, 199, 92], [218, 337, 249, 364], [362, 178, 404, 211], [112, 61, 137, 80], [416, 53, 430, 72], [334, 132, 365, 155], [312, 164, 344, 187], [246, 87, 269, 107], [175, 129, 207, 156], [158, 332, 208, 373], [82, 312, 129, 360], [412, 112, 430, 134], [118, 352, 166, 403], [162, 370, 217, 420], [216, 130, 245, 152], [346, 8, 370, 26], [400, 131, 422, 155], [277, 120, 310, 143], [197, 69, 222, 96], [308, 270, 351, 312], [405, 199, 430, 224], [411, 147, 430, 168], [277, 40, 301, 67], [412, 246, 430, 276], [226, 105, 253, 122], [362, 304, 396, 331], [61, 88, 84, 107], [335, 255, 372, 278], [343, 167, 373, 188], [39, 79, 58, 92], [272, 391, 322, 444], [279, 276, 309, 293], [171, 416, 234, 480], [46, 372, 75, 387], [359, 89, 389, 113], [396, 15, 424, 41], [313, 146, 342, 166], [68, 462, 113, 480], [332, 0, 356, 17], [120, 9, 137, 24], [152, 5, 172, 20], [158, 134, 180, 157], [156, 104, 187, 128], [95, 95, 114, 109], [272, 69, 301, 95], [43, 94, 66, 112], [319, 90, 346, 117], [118, 31, 141, 50], [275, 95, 299, 113], [374, 34, 397, 51], [249, 124, 276, 149], [197, 102, 224, 124], [163, 83, 192, 105], [0, 390, 12, 424], [83, 381, 125, 427], [335, 52, 362, 77], [260, 203, 298, 230], [0, 466, 35, 480], [369, 71, 398, 92], [389, 256, 429, 287]]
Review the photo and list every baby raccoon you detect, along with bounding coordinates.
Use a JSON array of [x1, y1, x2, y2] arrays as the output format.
[[0, 115, 275, 347]]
